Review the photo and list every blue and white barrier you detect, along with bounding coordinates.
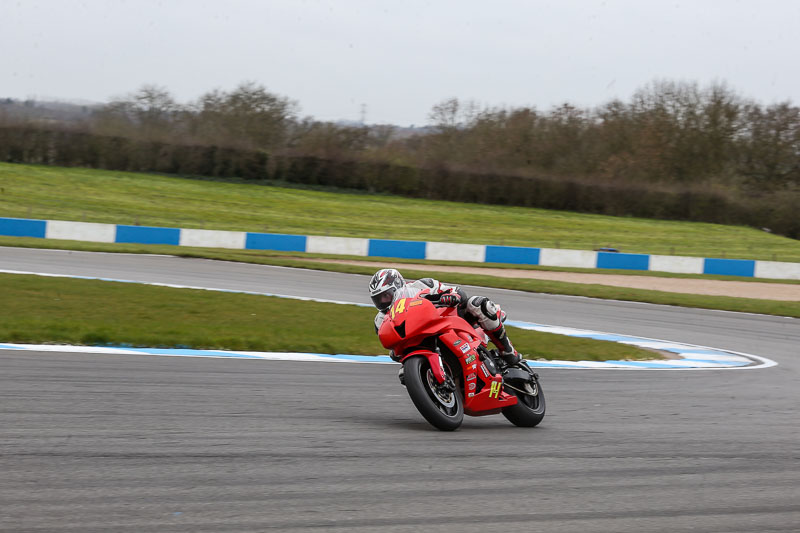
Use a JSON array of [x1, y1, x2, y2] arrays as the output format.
[[2, 216, 799, 280]]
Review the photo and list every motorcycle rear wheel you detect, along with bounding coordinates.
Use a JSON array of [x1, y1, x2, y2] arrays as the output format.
[[502, 375, 545, 427], [404, 356, 463, 431]]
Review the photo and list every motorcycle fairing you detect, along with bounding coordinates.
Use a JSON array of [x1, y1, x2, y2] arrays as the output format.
[[439, 330, 517, 415], [379, 297, 518, 413]]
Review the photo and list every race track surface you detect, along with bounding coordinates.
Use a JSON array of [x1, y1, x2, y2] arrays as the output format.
[[2, 248, 799, 532]]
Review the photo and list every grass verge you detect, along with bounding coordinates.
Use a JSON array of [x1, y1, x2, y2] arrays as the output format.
[[2, 161, 800, 261], [3, 236, 798, 317], [3, 235, 799, 285], [0, 273, 656, 362]]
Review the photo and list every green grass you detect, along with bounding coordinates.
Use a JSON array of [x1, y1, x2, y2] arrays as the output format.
[[0, 273, 656, 361], [2, 162, 800, 261]]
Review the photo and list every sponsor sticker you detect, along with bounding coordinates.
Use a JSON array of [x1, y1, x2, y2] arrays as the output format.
[[466, 373, 476, 381], [480, 364, 491, 378], [468, 383, 476, 391], [468, 392, 475, 398], [465, 354, 476, 364], [459, 343, 470, 354], [453, 339, 463, 347], [409, 299, 424, 308]]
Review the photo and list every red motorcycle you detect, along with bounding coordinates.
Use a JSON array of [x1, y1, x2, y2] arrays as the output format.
[[378, 292, 545, 431]]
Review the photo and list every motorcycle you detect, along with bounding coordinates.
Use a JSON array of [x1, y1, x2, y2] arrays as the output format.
[[378, 292, 545, 431]]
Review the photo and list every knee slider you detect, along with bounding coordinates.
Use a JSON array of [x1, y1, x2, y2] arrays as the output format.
[[481, 299, 499, 321], [467, 296, 498, 321]]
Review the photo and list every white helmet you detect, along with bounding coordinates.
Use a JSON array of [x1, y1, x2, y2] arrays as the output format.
[[369, 268, 405, 311]]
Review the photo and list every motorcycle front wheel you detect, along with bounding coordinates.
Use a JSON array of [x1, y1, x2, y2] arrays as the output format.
[[502, 374, 546, 427], [404, 356, 463, 431]]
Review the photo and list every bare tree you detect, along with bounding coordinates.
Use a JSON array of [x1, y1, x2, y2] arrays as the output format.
[[92, 85, 179, 141], [191, 82, 298, 150]]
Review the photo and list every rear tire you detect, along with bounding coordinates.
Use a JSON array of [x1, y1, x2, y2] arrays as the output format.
[[502, 375, 545, 427], [404, 356, 463, 431]]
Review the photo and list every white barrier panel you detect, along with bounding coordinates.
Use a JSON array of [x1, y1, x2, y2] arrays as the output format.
[[649, 255, 705, 275], [539, 248, 597, 269], [426, 242, 486, 262], [45, 220, 116, 243], [179, 229, 247, 249], [754, 260, 800, 280], [306, 236, 369, 256]]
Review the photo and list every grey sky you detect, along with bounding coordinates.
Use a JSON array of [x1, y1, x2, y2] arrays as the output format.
[[2, 0, 798, 126]]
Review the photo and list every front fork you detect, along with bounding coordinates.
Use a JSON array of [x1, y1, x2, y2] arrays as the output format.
[[400, 348, 448, 385]]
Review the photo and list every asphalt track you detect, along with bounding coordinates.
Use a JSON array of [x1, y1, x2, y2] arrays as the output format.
[[1, 248, 799, 532]]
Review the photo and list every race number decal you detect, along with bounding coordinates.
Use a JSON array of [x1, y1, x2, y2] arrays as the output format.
[[489, 381, 501, 399], [389, 298, 407, 320]]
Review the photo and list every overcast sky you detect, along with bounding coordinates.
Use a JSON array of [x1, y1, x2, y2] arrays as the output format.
[[2, 0, 798, 126]]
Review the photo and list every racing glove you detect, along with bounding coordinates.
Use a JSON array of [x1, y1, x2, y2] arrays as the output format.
[[439, 292, 461, 307]]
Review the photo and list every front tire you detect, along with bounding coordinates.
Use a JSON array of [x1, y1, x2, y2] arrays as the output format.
[[404, 356, 463, 431], [502, 374, 545, 427]]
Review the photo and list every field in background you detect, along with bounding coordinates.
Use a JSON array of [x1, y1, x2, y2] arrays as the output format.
[[0, 273, 656, 362], [2, 162, 800, 262]]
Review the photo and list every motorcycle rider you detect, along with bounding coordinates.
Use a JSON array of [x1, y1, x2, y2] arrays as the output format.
[[369, 268, 522, 366]]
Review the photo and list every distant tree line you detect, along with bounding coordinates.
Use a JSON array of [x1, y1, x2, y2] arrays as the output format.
[[1, 80, 798, 239], [418, 81, 799, 193]]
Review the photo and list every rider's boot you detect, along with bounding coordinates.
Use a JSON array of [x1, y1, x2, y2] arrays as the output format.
[[486, 323, 522, 366]]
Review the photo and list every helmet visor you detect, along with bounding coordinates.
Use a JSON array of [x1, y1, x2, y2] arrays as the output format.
[[371, 289, 395, 311]]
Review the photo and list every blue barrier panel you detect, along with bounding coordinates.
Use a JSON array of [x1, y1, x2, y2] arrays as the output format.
[[485, 245, 540, 265], [115, 225, 181, 245], [368, 239, 427, 259], [0, 217, 47, 238], [597, 252, 650, 271], [703, 258, 755, 277], [245, 232, 307, 252]]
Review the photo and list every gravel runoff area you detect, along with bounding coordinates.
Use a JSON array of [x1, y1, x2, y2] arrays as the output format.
[[305, 259, 800, 302]]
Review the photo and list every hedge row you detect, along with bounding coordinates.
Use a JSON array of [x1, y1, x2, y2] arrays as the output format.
[[1, 126, 797, 238], [0, 127, 269, 179]]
